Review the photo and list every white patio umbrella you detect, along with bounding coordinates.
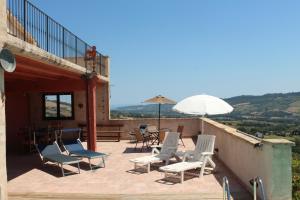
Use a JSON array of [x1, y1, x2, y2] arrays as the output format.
[[172, 94, 234, 133]]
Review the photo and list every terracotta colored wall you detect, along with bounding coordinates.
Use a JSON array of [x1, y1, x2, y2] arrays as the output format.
[[27, 82, 109, 128], [5, 92, 29, 153]]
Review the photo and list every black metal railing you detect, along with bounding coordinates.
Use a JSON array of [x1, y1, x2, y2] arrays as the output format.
[[6, 0, 107, 77]]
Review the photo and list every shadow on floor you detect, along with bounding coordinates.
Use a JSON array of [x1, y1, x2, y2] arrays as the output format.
[[7, 153, 40, 181], [7, 153, 84, 180], [123, 147, 152, 153]]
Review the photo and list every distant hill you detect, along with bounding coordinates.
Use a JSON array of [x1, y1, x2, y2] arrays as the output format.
[[111, 104, 185, 118], [226, 92, 300, 119], [111, 92, 300, 120]]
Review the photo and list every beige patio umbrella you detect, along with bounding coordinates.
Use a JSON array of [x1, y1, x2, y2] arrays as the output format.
[[144, 95, 176, 130]]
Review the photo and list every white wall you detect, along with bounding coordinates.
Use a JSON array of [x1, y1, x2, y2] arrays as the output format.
[[202, 118, 293, 200]]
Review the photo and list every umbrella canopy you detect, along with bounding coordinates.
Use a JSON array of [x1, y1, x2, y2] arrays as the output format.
[[173, 94, 233, 115], [144, 95, 176, 105], [172, 94, 233, 133], [144, 95, 176, 132]]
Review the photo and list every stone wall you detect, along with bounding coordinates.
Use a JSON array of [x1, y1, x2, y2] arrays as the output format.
[[0, 0, 8, 199]]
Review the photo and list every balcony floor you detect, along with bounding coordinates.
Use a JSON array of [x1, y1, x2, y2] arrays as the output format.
[[7, 139, 251, 200]]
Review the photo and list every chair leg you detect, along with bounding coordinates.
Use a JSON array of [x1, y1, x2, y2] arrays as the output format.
[[61, 164, 65, 177], [134, 163, 137, 170], [180, 137, 185, 147], [135, 141, 138, 149], [89, 158, 92, 170], [102, 157, 105, 168], [180, 171, 184, 183], [77, 162, 80, 174], [141, 141, 144, 152], [165, 160, 169, 165], [200, 157, 208, 177], [147, 163, 150, 173], [208, 157, 216, 169]]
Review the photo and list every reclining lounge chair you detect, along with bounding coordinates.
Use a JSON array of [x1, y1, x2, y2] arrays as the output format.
[[62, 138, 107, 170], [159, 134, 216, 183], [129, 132, 179, 173], [35, 141, 81, 176]]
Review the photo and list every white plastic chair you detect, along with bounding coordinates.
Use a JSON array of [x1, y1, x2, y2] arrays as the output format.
[[160, 134, 216, 183], [129, 132, 179, 173]]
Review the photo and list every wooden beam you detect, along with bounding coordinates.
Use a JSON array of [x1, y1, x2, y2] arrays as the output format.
[[15, 55, 82, 79], [5, 79, 86, 93], [11, 71, 58, 81], [16, 63, 81, 80]]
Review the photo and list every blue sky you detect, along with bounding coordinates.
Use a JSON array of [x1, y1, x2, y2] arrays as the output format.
[[31, 0, 300, 105]]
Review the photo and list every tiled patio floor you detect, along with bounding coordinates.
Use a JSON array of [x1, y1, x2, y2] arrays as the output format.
[[7, 139, 251, 200]]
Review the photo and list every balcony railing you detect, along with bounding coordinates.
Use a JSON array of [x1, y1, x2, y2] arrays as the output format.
[[6, 0, 107, 77]]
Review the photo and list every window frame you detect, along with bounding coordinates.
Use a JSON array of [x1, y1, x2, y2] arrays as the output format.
[[42, 92, 75, 120]]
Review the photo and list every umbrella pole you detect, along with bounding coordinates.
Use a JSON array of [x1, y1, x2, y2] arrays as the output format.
[[201, 115, 204, 134], [158, 103, 161, 130], [157, 103, 160, 145]]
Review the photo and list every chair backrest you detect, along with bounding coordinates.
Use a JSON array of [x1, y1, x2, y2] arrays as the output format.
[[147, 125, 158, 132], [37, 141, 62, 157], [139, 124, 147, 134], [159, 130, 166, 144], [177, 125, 184, 133], [60, 128, 81, 142], [192, 134, 215, 162], [160, 132, 179, 156], [134, 128, 144, 142], [177, 126, 184, 139], [63, 139, 85, 153]]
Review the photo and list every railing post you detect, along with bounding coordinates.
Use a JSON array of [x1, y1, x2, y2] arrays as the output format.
[[46, 15, 48, 51], [99, 55, 102, 75], [23, 0, 27, 41], [85, 43, 87, 69], [253, 178, 257, 200], [62, 27, 65, 58], [75, 36, 77, 64]]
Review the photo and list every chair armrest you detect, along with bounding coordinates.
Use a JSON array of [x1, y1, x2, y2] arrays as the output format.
[[185, 150, 195, 155], [201, 152, 214, 156], [183, 152, 194, 161], [165, 147, 177, 150], [151, 144, 162, 148], [164, 147, 178, 154], [152, 148, 160, 155]]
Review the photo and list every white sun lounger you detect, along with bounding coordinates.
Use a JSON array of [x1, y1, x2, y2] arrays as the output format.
[[129, 132, 179, 173], [159, 134, 216, 183]]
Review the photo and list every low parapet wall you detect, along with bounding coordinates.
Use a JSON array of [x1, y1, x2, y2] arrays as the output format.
[[202, 118, 293, 200], [109, 118, 201, 139]]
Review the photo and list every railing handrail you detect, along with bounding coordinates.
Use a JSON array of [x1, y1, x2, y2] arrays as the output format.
[[251, 176, 266, 200], [223, 176, 231, 200], [6, 0, 107, 77]]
